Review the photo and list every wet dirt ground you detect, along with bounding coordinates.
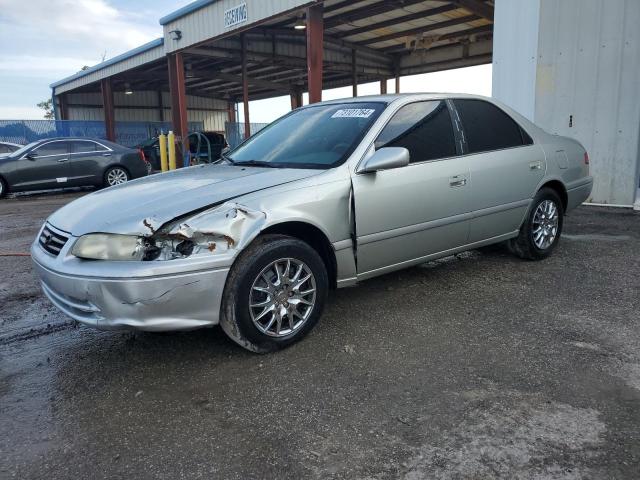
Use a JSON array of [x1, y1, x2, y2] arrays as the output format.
[[1, 191, 639, 479]]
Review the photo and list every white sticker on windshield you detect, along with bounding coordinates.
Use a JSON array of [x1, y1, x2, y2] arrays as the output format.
[[331, 108, 375, 119]]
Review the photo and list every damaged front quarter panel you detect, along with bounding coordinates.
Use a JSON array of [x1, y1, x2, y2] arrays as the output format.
[[145, 203, 267, 261]]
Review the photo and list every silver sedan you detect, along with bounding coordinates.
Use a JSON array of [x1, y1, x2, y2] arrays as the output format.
[[32, 94, 593, 352]]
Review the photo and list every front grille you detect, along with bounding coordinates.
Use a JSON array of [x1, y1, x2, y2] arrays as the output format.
[[39, 224, 69, 256]]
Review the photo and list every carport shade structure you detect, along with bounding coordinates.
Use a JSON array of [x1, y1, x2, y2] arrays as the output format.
[[50, 0, 494, 166]]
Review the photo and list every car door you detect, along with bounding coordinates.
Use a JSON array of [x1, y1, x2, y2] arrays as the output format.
[[68, 140, 110, 186], [451, 99, 546, 242], [12, 140, 71, 191], [352, 100, 471, 278]]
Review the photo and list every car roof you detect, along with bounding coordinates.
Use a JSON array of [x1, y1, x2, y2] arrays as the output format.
[[31, 137, 124, 148], [307, 92, 493, 106]]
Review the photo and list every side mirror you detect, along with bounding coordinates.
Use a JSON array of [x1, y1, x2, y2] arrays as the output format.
[[25, 152, 37, 161], [357, 147, 410, 174]]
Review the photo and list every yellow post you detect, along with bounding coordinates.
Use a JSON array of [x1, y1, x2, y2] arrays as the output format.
[[167, 130, 176, 170], [158, 132, 168, 172]]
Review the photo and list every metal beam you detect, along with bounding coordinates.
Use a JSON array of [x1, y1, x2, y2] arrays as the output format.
[[382, 25, 493, 54], [100, 78, 115, 142], [306, 4, 324, 104], [334, 4, 459, 39], [359, 14, 481, 46], [241, 34, 251, 139], [451, 0, 494, 21], [186, 46, 392, 77], [167, 52, 189, 162], [323, 0, 430, 29], [351, 49, 358, 97]]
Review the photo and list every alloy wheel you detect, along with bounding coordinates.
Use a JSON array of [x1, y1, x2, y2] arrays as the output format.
[[107, 168, 128, 186], [532, 199, 559, 250], [249, 258, 317, 337]]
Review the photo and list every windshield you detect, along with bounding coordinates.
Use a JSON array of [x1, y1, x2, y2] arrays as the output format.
[[227, 102, 385, 169], [10, 141, 39, 158]]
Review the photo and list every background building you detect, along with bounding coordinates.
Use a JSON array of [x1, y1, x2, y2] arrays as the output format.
[[48, 0, 639, 207]]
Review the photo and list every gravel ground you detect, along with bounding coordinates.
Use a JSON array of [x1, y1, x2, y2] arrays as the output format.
[[1, 191, 639, 479]]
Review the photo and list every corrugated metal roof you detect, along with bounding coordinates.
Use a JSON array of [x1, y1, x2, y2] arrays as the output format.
[[51, 38, 164, 91], [159, 0, 218, 26]]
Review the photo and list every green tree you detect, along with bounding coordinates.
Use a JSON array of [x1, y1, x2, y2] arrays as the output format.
[[37, 99, 55, 119]]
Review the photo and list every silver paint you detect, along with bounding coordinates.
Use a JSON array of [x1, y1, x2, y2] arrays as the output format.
[[32, 94, 593, 332]]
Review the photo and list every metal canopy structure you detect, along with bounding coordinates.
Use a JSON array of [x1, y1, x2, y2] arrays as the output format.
[[51, 0, 494, 151]]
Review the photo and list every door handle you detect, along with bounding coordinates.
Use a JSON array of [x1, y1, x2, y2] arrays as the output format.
[[57, 158, 68, 163], [449, 175, 467, 188], [529, 161, 542, 170], [103, 153, 111, 157]]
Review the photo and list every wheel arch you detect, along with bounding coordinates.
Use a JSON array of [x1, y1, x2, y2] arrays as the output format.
[[539, 179, 568, 212], [259, 221, 338, 289]]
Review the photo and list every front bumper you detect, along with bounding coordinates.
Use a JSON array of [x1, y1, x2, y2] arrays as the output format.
[[31, 229, 232, 332]]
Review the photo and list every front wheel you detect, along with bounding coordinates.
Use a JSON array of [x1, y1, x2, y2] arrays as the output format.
[[509, 188, 563, 260], [220, 234, 328, 353], [103, 166, 130, 187]]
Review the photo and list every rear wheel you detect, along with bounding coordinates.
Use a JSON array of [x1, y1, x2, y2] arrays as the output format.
[[220, 234, 328, 353], [509, 187, 563, 260], [0, 177, 7, 198], [103, 166, 130, 187]]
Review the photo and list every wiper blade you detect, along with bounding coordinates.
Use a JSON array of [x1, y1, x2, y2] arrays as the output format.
[[219, 151, 235, 164], [233, 160, 279, 168]]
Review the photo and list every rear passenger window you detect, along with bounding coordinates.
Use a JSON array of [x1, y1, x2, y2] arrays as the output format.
[[453, 99, 531, 154], [71, 141, 99, 153], [375, 100, 457, 163]]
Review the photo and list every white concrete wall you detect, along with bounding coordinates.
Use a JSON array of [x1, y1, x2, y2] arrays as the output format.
[[493, 0, 640, 206]]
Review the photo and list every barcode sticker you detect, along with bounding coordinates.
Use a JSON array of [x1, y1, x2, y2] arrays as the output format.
[[331, 108, 375, 119]]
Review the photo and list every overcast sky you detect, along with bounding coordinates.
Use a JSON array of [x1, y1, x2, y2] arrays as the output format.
[[0, 0, 492, 122]]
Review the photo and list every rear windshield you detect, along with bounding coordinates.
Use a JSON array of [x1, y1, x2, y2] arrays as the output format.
[[227, 102, 386, 169]]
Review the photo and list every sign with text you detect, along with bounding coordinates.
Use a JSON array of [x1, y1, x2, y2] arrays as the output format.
[[224, 3, 248, 28]]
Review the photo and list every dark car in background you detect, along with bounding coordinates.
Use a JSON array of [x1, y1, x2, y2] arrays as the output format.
[[0, 137, 149, 198], [0, 141, 23, 155], [137, 131, 227, 171]]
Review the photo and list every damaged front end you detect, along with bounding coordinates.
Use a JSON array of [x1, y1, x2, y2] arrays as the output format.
[[144, 203, 266, 261], [71, 203, 267, 263]]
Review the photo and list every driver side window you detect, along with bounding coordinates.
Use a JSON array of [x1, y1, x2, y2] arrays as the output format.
[[375, 100, 457, 163], [34, 142, 68, 157]]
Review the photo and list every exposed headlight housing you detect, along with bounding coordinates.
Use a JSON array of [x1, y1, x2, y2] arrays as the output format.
[[71, 234, 147, 261], [72, 234, 211, 261]]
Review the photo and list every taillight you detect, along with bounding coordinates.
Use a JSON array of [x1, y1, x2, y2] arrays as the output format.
[[584, 151, 589, 165]]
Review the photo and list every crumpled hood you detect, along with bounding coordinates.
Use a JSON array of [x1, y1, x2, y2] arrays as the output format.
[[47, 164, 320, 236]]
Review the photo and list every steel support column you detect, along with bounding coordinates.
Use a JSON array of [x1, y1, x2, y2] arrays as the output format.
[[58, 94, 69, 120], [351, 49, 358, 97], [157, 91, 165, 122], [380, 79, 387, 95], [306, 4, 324, 104], [241, 34, 251, 139], [167, 52, 189, 163], [100, 78, 115, 142], [227, 101, 236, 123], [290, 88, 303, 110]]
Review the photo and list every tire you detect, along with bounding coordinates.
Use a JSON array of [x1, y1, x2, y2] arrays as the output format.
[[509, 187, 564, 260], [220, 234, 329, 353], [0, 176, 7, 198], [103, 166, 130, 187]]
